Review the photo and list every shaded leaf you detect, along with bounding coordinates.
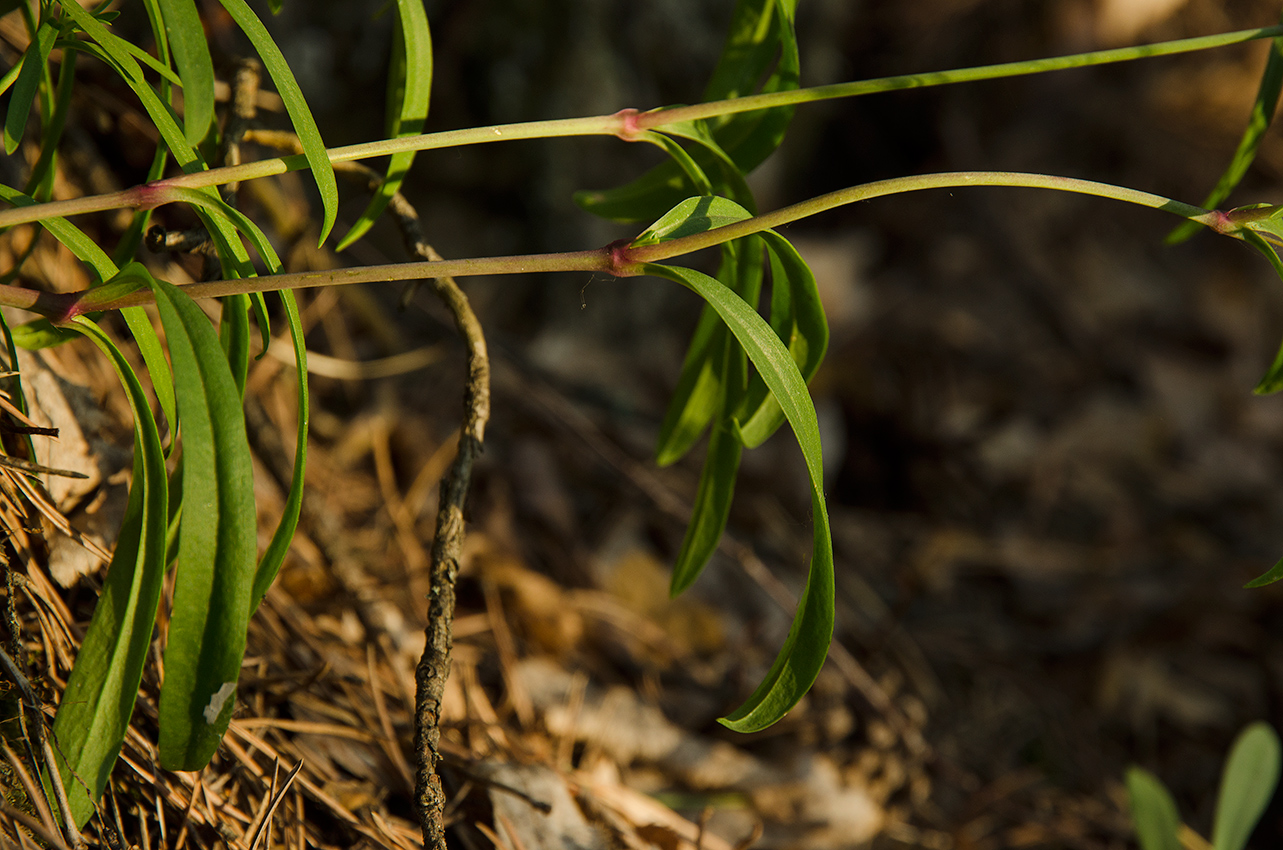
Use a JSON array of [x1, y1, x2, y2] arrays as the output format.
[[1125, 767, 1182, 850], [1167, 20, 1283, 245], [251, 291, 308, 610], [643, 263, 833, 732], [152, 277, 256, 771], [52, 318, 168, 828], [4, 19, 55, 155], [1212, 722, 1281, 850], [216, 0, 338, 244], [336, 0, 431, 251], [157, 0, 216, 145], [574, 0, 797, 223], [735, 230, 829, 448], [1245, 555, 1283, 588]]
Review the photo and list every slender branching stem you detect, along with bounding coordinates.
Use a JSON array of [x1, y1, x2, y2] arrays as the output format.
[[0, 24, 1277, 231], [0, 171, 1221, 322]]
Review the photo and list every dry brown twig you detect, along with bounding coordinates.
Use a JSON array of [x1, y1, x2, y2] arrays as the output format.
[[232, 124, 492, 847]]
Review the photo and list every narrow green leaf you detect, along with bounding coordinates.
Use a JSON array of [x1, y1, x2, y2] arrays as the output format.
[[249, 292, 273, 356], [56, 2, 199, 171], [1168, 20, 1283, 245], [117, 301, 178, 445], [1125, 767, 1182, 850], [157, 0, 215, 145], [670, 394, 743, 597], [1245, 555, 1283, 588], [735, 230, 829, 448], [1240, 231, 1283, 394], [4, 20, 56, 155], [659, 121, 756, 211], [220, 293, 252, 397], [0, 51, 25, 98], [1212, 722, 1281, 850], [655, 308, 726, 466], [574, 0, 797, 223], [709, 0, 800, 176], [631, 195, 754, 247], [59, 34, 184, 87], [643, 263, 833, 732], [703, 0, 784, 103], [153, 277, 257, 771], [215, 0, 338, 244], [251, 290, 308, 610], [652, 232, 760, 466], [336, 0, 431, 251], [52, 318, 168, 828]]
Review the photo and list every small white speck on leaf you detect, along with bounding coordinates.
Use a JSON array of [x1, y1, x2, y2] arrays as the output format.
[[203, 682, 236, 724]]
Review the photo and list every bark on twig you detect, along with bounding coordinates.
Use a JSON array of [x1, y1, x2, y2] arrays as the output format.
[[393, 199, 491, 850]]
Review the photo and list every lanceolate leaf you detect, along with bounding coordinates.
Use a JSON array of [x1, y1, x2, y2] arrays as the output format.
[[670, 412, 742, 596], [153, 277, 257, 771], [1167, 17, 1283, 245], [215, 0, 338, 244], [52, 318, 168, 828], [574, 0, 798, 223], [336, 0, 432, 251], [643, 263, 833, 732], [157, 0, 216, 145], [4, 19, 56, 155], [251, 291, 308, 610], [735, 230, 829, 448], [1212, 722, 1281, 850], [632, 195, 753, 247], [669, 237, 762, 595], [1125, 767, 1182, 850]]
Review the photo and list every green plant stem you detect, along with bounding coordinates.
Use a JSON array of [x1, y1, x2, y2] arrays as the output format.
[[628, 171, 1223, 263], [1, 25, 1278, 231], [640, 23, 1283, 129], [0, 171, 1225, 321]]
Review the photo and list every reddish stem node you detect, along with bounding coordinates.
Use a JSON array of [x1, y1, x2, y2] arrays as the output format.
[[604, 240, 642, 277], [613, 108, 643, 142]]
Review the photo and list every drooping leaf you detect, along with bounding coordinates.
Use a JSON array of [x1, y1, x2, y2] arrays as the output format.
[[643, 263, 833, 732], [647, 203, 759, 466], [4, 19, 55, 155], [220, 293, 252, 397], [668, 237, 762, 595], [1125, 767, 1182, 850], [735, 230, 829, 448], [1167, 19, 1283, 245], [51, 318, 168, 828], [251, 291, 308, 610], [215, 0, 338, 244], [152, 277, 257, 771], [157, 0, 216, 145], [336, 0, 432, 250], [1240, 231, 1283, 394], [1212, 722, 1281, 850], [670, 414, 742, 596]]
